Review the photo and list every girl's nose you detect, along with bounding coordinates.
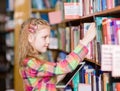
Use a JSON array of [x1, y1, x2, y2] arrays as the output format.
[[46, 37, 50, 44]]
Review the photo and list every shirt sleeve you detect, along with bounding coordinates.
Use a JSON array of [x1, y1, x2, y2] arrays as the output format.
[[25, 43, 88, 77]]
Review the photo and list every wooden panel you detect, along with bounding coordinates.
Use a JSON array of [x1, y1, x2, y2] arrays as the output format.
[[14, 0, 31, 91], [0, 1, 6, 14], [32, 8, 55, 13]]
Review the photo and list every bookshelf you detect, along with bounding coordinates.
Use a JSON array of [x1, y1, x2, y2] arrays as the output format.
[[14, 0, 120, 91], [61, 6, 120, 24], [0, 0, 15, 90]]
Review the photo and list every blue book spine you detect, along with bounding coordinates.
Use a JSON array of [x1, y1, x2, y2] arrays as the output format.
[[80, 67, 85, 83], [101, 0, 107, 11], [115, 0, 120, 6], [6, 0, 9, 11], [96, 75, 99, 91], [110, 21, 116, 44]]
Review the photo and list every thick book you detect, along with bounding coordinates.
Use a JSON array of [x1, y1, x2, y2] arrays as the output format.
[[111, 19, 120, 44], [78, 83, 91, 91], [112, 45, 120, 77], [56, 62, 85, 88], [102, 18, 112, 44], [101, 45, 113, 71]]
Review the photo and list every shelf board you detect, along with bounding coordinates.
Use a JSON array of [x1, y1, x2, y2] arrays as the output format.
[[32, 8, 55, 13], [0, 29, 14, 34], [84, 58, 101, 67], [0, 21, 6, 23]]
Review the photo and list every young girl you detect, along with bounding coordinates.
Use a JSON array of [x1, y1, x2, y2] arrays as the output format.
[[18, 18, 96, 91]]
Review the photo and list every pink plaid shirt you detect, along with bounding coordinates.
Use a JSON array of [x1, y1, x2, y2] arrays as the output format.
[[19, 43, 88, 91]]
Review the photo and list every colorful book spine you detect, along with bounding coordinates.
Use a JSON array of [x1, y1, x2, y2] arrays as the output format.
[[102, 18, 110, 44], [65, 27, 71, 52], [101, 0, 107, 10]]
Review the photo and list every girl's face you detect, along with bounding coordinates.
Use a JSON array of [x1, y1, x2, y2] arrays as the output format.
[[29, 27, 50, 53]]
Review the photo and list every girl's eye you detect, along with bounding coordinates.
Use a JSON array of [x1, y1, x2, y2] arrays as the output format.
[[43, 36, 47, 39], [42, 35, 50, 40]]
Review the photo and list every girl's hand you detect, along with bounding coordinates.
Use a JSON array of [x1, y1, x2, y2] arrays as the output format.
[[80, 23, 96, 46]]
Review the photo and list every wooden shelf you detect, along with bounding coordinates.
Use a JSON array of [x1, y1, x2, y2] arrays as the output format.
[[32, 8, 55, 13], [84, 58, 101, 67], [31, 6, 120, 25], [0, 29, 14, 34]]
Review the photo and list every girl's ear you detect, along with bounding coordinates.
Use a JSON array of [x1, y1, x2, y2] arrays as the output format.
[[28, 34, 34, 43]]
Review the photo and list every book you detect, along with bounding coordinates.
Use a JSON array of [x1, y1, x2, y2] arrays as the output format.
[[64, 2, 80, 19], [32, 0, 45, 9], [101, 0, 107, 10], [83, 22, 94, 59], [112, 45, 120, 77], [95, 17, 104, 44], [70, 26, 80, 51], [106, 0, 114, 9], [48, 11, 62, 25], [115, 83, 120, 91], [102, 18, 112, 44], [112, 19, 120, 44], [57, 27, 66, 50], [72, 70, 80, 91], [56, 62, 85, 88], [108, 18, 120, 44], [78, 83, 91, 91], [65, 27, 70, 52], [103, 73, 110, 91], [115, 0, 120, 6], [43, 0, 51, 8], [101, 45, 112, 71], [49, 30, 58, 49]]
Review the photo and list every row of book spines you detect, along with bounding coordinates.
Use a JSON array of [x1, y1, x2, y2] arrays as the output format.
[[79, 68, 113, 91], [31, 0, 120, 21], [71, 64, 102, 91], [64, 0, 120, 19], [57, 24, 97, 61], [56, 26, 80, 52], [95, 17, 120, 45], [65, 0, 120, 7], [97, 72, 120, 91]]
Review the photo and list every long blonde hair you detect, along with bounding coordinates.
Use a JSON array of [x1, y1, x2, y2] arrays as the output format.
[[18, 18, 50, 66]]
